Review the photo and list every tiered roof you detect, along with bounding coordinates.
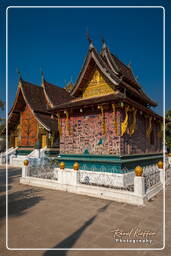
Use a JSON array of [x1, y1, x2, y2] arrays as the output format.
[[8, 78, 72, 132], [51, 41, 158, 118]]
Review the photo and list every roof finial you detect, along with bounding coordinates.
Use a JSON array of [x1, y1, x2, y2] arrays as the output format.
[[135, 75, 139, 81], [101, 37, 107, 49], [40, 67, 45, 86], [128, 61, 132, 68], [16, 68, 22, 81], [86, 28, 93, 49]]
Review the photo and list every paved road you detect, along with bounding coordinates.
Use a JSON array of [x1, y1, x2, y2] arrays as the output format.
[[0, 166, 171, 256]]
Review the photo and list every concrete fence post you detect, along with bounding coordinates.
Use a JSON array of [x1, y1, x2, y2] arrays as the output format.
[[57, 162, 80, 186], [157, 161, 164, 184], [134, 176, 145, 196], [134, 166, 145, 196], [22, 159, 29, 178], [9, 154, 15, 165]]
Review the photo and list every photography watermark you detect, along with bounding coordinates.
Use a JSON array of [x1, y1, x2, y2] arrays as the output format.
[[111, 226, 156, 244]]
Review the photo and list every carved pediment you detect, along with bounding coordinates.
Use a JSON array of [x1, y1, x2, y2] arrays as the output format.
[[82, 69, 115, 99]]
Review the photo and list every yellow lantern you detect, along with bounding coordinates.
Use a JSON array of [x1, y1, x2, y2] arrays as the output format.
[[168, 153, 171, 157], [135, 165, 143, 176]]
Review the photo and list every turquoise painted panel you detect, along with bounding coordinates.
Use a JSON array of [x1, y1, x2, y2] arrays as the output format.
[[57, 153, 163, 174]]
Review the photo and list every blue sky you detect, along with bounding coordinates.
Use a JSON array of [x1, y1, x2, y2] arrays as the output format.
[[0, 0, 171, 118]]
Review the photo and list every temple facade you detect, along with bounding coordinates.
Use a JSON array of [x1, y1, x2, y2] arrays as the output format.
[[7, 77, 72, 153], [51, 42, 162, 156], [7, 40, 163, 171]]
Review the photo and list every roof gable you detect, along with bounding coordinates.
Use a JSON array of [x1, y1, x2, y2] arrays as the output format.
[[71, 46, 120, 97], [82, 68, 116, 99], [43, 80, 73, 107], [71, 43, 157, 107]]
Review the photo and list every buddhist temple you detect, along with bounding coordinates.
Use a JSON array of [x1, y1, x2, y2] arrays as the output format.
[[7, 75, 72, 155], [6, 39, 163, 170], [50, 40, 163, 172]]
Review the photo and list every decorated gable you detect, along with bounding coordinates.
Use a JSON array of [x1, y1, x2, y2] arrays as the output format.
[[82, 69, 115, 99]]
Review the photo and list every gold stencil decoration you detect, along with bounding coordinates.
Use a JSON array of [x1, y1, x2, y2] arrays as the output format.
[[121, 105, 130, 136], [112, 104, 118, 136], [98, 105, 106, 135], [129, 108, 137, 136], [157, 122, 163, 138], [82, 69, 115, 99], [64, 110, 70, 134], [146, 116, 153, 137]]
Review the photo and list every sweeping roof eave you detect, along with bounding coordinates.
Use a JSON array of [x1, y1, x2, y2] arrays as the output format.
[[49, 93, 162, 120]]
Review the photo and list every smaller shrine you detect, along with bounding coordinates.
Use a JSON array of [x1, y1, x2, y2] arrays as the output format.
[[6, 75, 72, 157]]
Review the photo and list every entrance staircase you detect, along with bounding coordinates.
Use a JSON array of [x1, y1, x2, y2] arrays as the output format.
[[0, 147, 18, 165]]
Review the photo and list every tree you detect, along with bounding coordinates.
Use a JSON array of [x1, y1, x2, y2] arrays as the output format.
[[166, 109, 171, 152]]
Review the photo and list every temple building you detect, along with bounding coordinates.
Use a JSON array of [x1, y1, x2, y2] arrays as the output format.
[[7, 39, 163, 170], [7, 76, 72, 155], [50, 41, 163, 172]]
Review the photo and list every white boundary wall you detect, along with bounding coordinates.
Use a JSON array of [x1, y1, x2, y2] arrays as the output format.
[[20, 166, 170, 206], [20, 176, 144, 206]]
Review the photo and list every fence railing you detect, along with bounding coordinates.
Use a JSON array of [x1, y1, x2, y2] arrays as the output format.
[[21, 158, 171, 206], [143, 165, 160, 192], [28, 157, 58, 180]]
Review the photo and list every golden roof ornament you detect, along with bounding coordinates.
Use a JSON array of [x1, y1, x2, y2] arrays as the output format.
[[135, 165, 143, 176], [73, 162, 79, 171], [59, 162, 65, 170], [23, 159, 29, 166], [157, 161, 163, 169]]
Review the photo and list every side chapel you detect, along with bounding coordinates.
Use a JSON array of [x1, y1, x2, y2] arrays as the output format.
[[7, 76, 72, 153]]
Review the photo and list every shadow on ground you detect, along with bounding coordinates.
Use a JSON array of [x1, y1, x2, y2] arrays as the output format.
[[43, 202, 111, 256], [0, 168, 21, 193], [0, 168, 43, 219]]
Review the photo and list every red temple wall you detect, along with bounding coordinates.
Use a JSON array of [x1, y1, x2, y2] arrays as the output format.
[[20, 105, 38, 146], [120, 110, 162, 155], [60, 110, 121, 155], [60, 108, 162, 155]]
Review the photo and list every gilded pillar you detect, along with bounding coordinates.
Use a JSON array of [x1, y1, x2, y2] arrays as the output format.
[[57, 113, 62, 136]]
